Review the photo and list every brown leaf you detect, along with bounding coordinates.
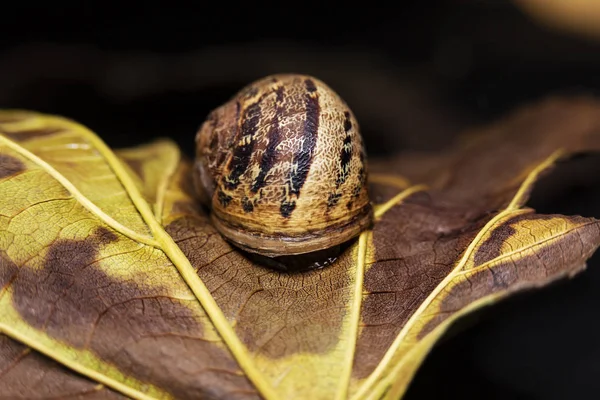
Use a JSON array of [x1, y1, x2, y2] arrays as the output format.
[[0, 334, 126, 399], [0, 96, 599, 400]]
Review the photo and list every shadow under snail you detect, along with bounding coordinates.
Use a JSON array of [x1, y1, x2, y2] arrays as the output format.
[[193, 74, 373, 270]]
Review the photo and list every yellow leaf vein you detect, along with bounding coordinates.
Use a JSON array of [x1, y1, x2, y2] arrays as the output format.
[[456, 220, 598, 277], [0, 134, 159, 248], [336, 183, 428, 399], [352, 150, 564, 400], [70, 117, 280, 400]]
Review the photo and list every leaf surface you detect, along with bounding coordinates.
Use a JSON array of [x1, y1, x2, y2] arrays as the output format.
[[0, 334, 126, 399], [0, 112, 259, 399], [1, 97, 600, 399]]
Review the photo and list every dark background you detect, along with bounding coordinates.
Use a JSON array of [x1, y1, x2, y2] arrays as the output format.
[[2, 1, 600, 399]]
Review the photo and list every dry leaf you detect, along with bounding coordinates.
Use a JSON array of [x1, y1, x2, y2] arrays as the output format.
[[1, 96, 599, 400]]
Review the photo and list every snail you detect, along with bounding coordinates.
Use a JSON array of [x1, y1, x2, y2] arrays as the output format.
[[193, 74, 373, 261]]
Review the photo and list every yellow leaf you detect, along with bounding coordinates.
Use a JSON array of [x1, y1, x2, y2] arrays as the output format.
[[0, 111, 263, 399]]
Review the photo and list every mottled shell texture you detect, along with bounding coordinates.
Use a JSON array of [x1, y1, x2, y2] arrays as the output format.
[[194, 74, 372, 256]]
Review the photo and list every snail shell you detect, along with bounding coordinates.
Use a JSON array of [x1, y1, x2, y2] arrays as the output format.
[[193, 74, 373, 257]]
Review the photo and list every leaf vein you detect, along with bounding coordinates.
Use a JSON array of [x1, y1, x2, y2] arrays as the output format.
[[0, 134, 159, 248], [352, 151, 564, 400]]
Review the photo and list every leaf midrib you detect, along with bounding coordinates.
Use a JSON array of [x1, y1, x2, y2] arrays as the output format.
[[334, 183, 429, 399]]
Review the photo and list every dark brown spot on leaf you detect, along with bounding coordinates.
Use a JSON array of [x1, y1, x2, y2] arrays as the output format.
[[2, 128, 65, 141], [0, 115, 27, 123], [122, 158, 145, 182], [0, 252, 18, 295], [0, 335, 127, 399], [10, 226, 255, 399], [0, 154, 25, 179], [473, 223, 516, 266], [95, 226, 118, 244], [417, 215, 597, 340], [473, 214, 558, 266]]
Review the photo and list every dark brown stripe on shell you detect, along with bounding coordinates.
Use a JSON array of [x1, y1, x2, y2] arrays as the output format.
[[327, 193, 342, 207], [242, 196, 254, 213], [217, 190, 233, 207], [223, 101, 242, 151], [280, 200, 296, 218], [336, 135, 353, 188], [343, 111, 352, 132], [222, 100, 262, 190], [327, 113, 354, 208], [251, 86, 285, 193], [279, 82, 320, 217], [305, 79, 317, 93], [289, 84, 320, 196]]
